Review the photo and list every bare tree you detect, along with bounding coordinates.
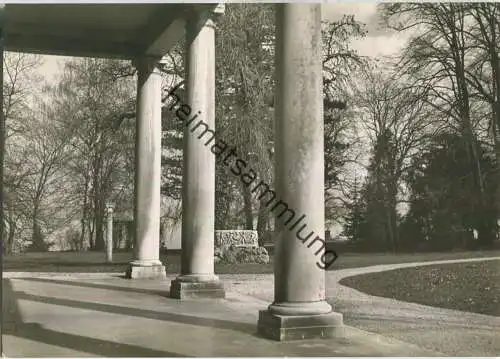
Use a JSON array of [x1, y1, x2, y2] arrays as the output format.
[[2, 53, 44, 254], [215, 3, 275, 232], [354, 67, 433, 251], [463, 3, 500, 213], [381, 2, 498, 244], [19, 103, 71, 251], [322, 15, 367, 226], [53, 58, 135, 251]]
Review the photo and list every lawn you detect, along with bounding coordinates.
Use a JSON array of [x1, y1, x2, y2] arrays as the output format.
[[340, 259, 500, 316], [3, 249, 500, 274]]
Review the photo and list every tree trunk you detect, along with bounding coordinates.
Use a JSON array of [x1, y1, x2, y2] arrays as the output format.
[[490, 42, 500, 236], [215, 179, 232, 229], [452, 25, 493, 245], [241, 182, 253, 230], [6, 220, 15, 255], [256, 198, 269, 246], [79, 180, 89, 250], [387, 178, 399, 252], [91, 155, 105, 250], [94, 206, 105, 250], [79, 216, 86, 251], [121, 222, 127, 249], [127, 220, 134, 250], [30, 204, 47, 251], [88, 217, 95, 249]]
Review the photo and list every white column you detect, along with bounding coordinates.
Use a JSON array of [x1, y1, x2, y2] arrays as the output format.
[[126, 57, 166, 279], [170, 7, 225, 299], [257, 3, 342, 341], [105, 204, 113, 263]]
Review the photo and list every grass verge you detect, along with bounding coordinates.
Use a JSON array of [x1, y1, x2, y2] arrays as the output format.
[[3, 249, 500, 274], [340, 259, 500, 316]]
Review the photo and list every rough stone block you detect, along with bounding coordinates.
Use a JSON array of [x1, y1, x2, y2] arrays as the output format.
[[214, 245, 269, 264], [169, 279, 225, 299], [257, 309, 343, 341], [215, 230, 258, 248]]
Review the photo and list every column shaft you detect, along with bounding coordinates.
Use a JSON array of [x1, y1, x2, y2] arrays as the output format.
[[170, 10, 224, 299], [126, 57, 166, 279], [257, 3, 342, 341], [273, 3, 326, 309], [182, 14, 216, 277]]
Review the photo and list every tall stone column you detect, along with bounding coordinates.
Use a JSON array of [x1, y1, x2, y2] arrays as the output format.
[[170, 6, 225, 299], [126, 57, 166, 279], [257, 4, 343, 341]]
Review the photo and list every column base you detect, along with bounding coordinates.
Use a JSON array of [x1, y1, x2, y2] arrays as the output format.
[[257, 308, 343, 341], [125, 260, 166, 279], [169, 275, 225, 299]]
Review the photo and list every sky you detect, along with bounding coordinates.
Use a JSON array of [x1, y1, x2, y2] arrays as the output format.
[[35, 3, 408, 81], [323, 3, 407, 58]]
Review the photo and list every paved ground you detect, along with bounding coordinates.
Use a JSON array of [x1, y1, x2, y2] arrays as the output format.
[[3, 256, 499, 357]]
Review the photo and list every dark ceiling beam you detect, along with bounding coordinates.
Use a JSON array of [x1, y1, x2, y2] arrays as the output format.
[[6, 21, 135, 43], [1, 4, 220, 59], [5, 33, 141, 59], [135, 4, 185, 53], [139, 4, 217, 57]]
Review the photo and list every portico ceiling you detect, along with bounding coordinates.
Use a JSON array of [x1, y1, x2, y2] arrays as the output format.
[[3, 3, 217, 59]]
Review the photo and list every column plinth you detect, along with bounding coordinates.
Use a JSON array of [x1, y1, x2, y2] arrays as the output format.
[[126, 56, 166, 280], [257, 4, 343, 340], [170, 274, 224, 299], [126, 260, 166, 279], [170, 9, 225, 299]]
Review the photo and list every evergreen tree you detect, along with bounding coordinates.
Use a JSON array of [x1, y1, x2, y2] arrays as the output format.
[[403, 133, 498, 250]]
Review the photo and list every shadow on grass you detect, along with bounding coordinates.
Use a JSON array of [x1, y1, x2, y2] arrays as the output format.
[[2, 280, 186, 357]]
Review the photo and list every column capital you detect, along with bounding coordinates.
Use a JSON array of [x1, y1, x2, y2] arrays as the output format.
[[185, 4, 224, 30], [132, 56, 162, 75], [206, 4, 225, 29], [211, 4, 225, 19]]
